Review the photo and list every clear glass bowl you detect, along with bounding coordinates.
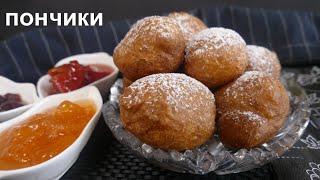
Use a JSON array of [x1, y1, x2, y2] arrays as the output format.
[[102, 73, 311, 175]]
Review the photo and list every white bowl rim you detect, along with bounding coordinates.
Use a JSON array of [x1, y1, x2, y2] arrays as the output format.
[[0, 86, 102, 176], [0, 76, 39, 117], [54, 52, 115, 66]]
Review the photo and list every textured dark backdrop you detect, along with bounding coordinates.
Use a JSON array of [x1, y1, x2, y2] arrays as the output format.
[[0, 0, 320, 40]]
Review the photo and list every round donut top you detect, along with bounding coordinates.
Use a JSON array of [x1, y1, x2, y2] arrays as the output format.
[[186, 27, 246, 55], [224, 71, 272, 99], [168, 12, 207, 40], [217, 71, 280, 125], [122, 73, 215, 111], [118, 16, 182, 47], [246, 45, 280, 75]]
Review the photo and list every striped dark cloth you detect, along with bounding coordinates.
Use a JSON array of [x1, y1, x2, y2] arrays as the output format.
[[0, 6, 319, 83]]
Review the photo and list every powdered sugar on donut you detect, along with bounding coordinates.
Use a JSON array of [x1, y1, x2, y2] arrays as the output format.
[[122, 73, 215, 112], [232, 71, 267, 87], [224, 71, 273, 100], [219, 72, 273, 125], [186, 27, 246, 56], [169, 13, 196, 36], [224, 110, 267, 124], [246, 45, 280, 76], [241, 111, 263, 122], [117, 16, 181, 50], [168, 12, 207, 40]]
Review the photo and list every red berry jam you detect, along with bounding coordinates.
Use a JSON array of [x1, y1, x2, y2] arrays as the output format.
[[0, 93, 25, 112], [48, 60, 113, 94]]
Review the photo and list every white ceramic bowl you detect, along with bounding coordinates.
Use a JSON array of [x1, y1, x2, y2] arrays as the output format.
[[0, 86, 103, 180], [0, 76, 39, 122], [37, 52, 119, 99]]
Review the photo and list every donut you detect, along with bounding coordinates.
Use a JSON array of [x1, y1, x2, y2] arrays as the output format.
[[119, 73, 216, 151], [168, 12, 207, 41], [113, 16, 185, 81], [123, 77, 133, 88], [246, 45, 281, 78], [215, 71, 290, 148], [185, 27, 248, 88]]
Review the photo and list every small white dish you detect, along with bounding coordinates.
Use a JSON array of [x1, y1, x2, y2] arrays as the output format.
[[0, 76, 39, 122], [0, 86, 103, 180], [37, 52, 119, 99]]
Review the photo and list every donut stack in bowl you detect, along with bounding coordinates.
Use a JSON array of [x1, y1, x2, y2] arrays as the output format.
[[113, 12, 289, 151]]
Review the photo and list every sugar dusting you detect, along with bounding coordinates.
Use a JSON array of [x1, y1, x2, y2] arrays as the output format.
[[224, 110, 266, 124], [116, 16, 180, 50], [246, 45, 279, 76], [122, 73, 215, 112], [221, 71, 273, 124], [168, 12, 206, 40], [224, 71, 275, 101], [231, 71, 266, 87], [186, 27, 246, 57]]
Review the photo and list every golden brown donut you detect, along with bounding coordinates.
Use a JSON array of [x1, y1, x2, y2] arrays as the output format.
[[123, 77, 133, 88], [119, 73, 216, 151], [168, 12, 207, 41], [215, 71, 290, 148], [113, 16, 185, 81], [185, 27, 248, 88], [246, 45, 281, 79]]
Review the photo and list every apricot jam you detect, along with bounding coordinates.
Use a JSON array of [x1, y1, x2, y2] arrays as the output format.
[[0, 100, 96, 170]]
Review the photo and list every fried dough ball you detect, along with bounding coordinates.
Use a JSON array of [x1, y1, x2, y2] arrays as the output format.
[[113, 16, 185, 81], [123, 77, 133, 88], [119, 73, 216, 151], [168, 12, 207, 41], [185, 27, 248, 88], [215, 71, 290, 148], [246, 45, 281, 78]]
